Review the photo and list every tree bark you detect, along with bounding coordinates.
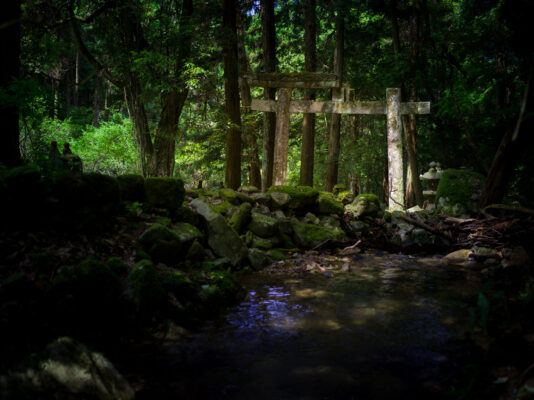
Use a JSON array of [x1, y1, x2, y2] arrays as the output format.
[[92, 72, 103, 127], [261, 0, 277, 191], [387, 88, 404, 211], [152, 0, 193, 177], [223, 0, 242, 189], [0, 0, 21, 168], [325, 9, 344, 192], [237, 8, 261, 188], [272, 88, 292, 186], [300, 0, 317, 187]]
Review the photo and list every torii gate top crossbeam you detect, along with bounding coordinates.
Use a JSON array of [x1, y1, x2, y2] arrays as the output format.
[[243, 72, 341, 89]]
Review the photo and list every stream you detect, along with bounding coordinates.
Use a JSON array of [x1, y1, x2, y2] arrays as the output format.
[[135, 251, 482, 399]]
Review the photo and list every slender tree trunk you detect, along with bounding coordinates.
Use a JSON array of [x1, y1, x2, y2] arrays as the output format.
[[74, 51, 80, 107], [0, 0, 21, 168], [223, 0, 242, 189], [350, 114, 361, 196], [300, 0, 317, 187], [92, 72, 103, 127], [261, 0, 277, 191], [237, 9, 261, 188], [325, 10, 344, 192]]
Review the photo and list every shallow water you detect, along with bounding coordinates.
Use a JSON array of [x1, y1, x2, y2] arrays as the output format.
[[139, 252, 481, 399]]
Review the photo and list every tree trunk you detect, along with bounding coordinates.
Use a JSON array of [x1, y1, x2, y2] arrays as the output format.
[[237, 8, 261, 188], [0, 0, 21, 168], [223, 0, 242, 189], [74, 51, 80, 107], [480, 70, 533, 207], [325, 10, 344, 192], [272, 88, 292, 186], [261, 0, 277, 191], [387, 88, 405, 211], [151, 0, 193, 177], [350, 114, 361, 196], [300, 0, 317, 187]]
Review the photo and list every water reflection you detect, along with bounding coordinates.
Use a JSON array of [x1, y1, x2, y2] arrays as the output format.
[[156, 253, 479, 399]]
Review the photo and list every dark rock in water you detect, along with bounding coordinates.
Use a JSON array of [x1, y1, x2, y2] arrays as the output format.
[[117, 174, 145, 202], [0, 337, 134, 400], [145, 177, 185, 211], [190, 199, 248, 267]]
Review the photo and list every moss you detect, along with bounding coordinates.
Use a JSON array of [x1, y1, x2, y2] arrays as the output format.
[[117, 174, 145, 202], [238, 185, 260, 193], [125, 260, 166, 324], [229, 202, 252, 234], [145, 177, 185, 210], [106, 257, 128, 277], [135, 249, 152, 261], [173, 222, 203, 243], [218, 188, 239, 205], [291, 218, 346, 248], [317, 192, 345, 215], [268, 185, 319, 210], [268, 249, 287, 261], [210, 201, 234, 216], [337, 190, 355, 205], [332, 183, 346, 195], [435, 169, 485, 213], [186, 239, 205, 262], [346, 193, 381, 218]]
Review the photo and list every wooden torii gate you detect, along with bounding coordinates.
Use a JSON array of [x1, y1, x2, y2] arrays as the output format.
[[243, 72, 430, 211]]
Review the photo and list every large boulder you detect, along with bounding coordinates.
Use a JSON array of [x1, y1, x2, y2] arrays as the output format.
[[268, 185, 319, 213], [0, 337, 134, 400], [345, 194, 381, 218], [218, 188, 239, 205], [190, 199, 248, 267], [173, 222, 203, 244], [270, 192, 291, 209], [247, 212, 279, 238], [248, 248, 272, 271], [145, 177, 185, 210]]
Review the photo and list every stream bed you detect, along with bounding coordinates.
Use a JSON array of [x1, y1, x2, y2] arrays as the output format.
[[136, 251, 482, 399]]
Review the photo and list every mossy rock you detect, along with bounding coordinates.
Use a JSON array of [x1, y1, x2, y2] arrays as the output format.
[[50, 259, 122, 335], [106, 257, 129, 277], [268, 249, 287, 261], [337, 190, 355, 205], [4, 165, 45, 217], [218, 188, 239, 205], [248, 248, 272, 271], [210, 200, 235, 216], [174, 205, 200, 226], [145, 177, 185, 210], [290, 218, 346, 248], [250, 233, 279, 250], [186, 239, 206, 262], [316, 192, 345, 215], [332, 183, 347, 195], [238, 185, 260, 194], [250, 192, 272, 207], [270, 191, 291, 209], [345, 193, 381, 218], [81, 173, 121, 216], [435, 169, 485, 214], [248, 212, 279, 238], [268, 185, 319, 211], [138, 224, 184, 265], [173, 222, 203, 243], [117, 174, 145, 202], [229, 202, 252, 234], [200, 270, 244, 306], [235, 191, 253, 203], [159, 266, 197, 307], [125, 260, 166, 324]]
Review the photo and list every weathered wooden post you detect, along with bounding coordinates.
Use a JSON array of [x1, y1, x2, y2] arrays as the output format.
[[272, 88, 293, 186], [386, 88, 404, 211]]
